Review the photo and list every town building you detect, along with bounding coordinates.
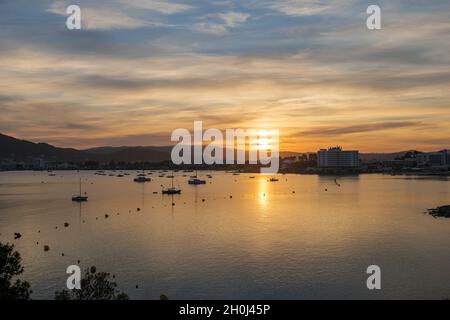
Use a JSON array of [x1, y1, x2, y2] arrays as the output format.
[[317, 147, 359, 168], [417, 150, 450, 168]]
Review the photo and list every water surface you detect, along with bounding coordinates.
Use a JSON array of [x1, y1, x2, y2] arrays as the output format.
[[0, 171, 449, 299]]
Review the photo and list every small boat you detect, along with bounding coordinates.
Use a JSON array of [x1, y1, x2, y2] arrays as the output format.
[[188, 170, 206, 185], [249, 176, 255, 179], [162, 172, 181, 194], [162, 187, 182, 195], [72, 178, 88, 202], [206, 174, 213, 178], [72, 195, 88, 202], [188, 178, 206, 185], [134, 171, 151, 182], [269, 177, 279, 182], [134, 176, 151, 182]]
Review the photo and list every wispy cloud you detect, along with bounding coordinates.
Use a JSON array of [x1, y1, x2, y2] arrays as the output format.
[[195, 11, 250, 34], [298, 122, 423, 137], [47, 0, 190, 30], [264, 0, 331, 16]]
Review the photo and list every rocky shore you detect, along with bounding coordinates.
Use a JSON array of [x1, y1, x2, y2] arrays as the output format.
[[427, 205, 450, 218]]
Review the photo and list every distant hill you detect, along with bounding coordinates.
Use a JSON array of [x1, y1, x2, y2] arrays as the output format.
[[0, 133, 172, 163], [83, 146, 172, 162], [0, 132, 436, 164], [0, 133, 90, 162]]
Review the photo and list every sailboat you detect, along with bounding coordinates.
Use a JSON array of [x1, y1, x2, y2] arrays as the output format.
[[72, 178, 88, 202], [162, 171, 181, 194], [188, 170, 206, 185]]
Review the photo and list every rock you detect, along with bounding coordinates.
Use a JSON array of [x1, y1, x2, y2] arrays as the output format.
[[44, 245, 50, 252], [427, 205, 450, 218], [64, 222, 69, 227], [105, 214, 109, 218]]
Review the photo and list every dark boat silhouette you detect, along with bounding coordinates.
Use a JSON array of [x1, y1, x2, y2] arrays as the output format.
[[72, 178, 88, 202]]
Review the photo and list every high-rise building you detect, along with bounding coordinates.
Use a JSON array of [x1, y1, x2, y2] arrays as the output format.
[[317, 147, 359, 168]]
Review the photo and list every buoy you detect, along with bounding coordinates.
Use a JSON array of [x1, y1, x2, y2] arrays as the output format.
[[64, 222, 69, 227], [44, 245, 50, 252]]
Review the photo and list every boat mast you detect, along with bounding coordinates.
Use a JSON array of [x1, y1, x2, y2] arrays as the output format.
[[79, 177, 82, 196]]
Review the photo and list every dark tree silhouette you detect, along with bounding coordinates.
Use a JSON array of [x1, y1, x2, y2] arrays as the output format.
[[0, 242, 32, 300], [55, 266, 129, 300]]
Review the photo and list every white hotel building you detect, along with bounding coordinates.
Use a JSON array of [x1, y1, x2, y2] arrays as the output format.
[[317, 147, 359, 168]]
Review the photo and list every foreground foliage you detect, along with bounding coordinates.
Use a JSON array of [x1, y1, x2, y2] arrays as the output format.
[[0, 242, 32, 300]]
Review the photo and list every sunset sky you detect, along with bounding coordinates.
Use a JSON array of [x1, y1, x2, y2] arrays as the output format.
[[1, 0, 449, 152]]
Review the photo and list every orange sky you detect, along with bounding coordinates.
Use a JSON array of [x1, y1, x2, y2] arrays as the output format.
[[1, 1, 449, 152]]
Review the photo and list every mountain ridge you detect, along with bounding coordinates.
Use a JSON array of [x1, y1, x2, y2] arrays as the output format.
[[0, 132, 441, 163]]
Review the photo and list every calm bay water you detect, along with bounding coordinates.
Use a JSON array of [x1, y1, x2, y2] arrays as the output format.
[[0, 171, 450, 299]]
